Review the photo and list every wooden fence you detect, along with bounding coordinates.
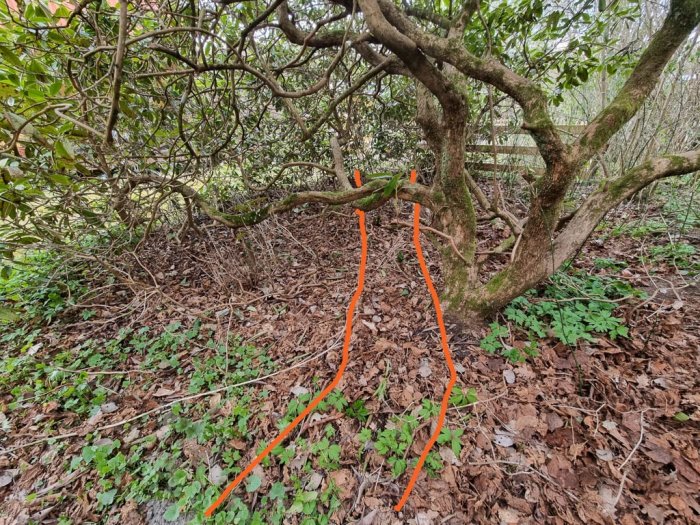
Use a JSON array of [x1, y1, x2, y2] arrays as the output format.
[[467, 125, 586, 174]]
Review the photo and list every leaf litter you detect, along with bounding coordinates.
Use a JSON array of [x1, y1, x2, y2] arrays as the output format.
[[0, 203, 698, 524]]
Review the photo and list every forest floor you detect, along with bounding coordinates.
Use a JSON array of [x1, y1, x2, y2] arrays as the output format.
[[1, 199, 699, 525]]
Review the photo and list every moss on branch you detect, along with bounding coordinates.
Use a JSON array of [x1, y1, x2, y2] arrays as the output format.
[[127, 174, 434, 229]]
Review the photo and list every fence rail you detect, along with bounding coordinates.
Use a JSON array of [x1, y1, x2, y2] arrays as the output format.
[[467, 124, 585, 173]]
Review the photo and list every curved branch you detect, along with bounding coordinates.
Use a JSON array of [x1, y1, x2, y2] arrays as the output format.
[[277, 1, 353, 48], [237, 0, 287, 55], [366, 0, 565, 163], [276, 1, 408, 75], [357, 0, 464, 112], [404, 5, 450, 29], [556, 149, 700, 267], [126, 174, 433, 228]]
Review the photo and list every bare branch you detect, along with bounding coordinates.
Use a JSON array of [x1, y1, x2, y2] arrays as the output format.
[[330, 135, 352, 190], [556, 148, 700, 266], [104, 0, 128, 144]]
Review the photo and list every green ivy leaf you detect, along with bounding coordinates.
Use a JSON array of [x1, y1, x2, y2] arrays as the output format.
[[96, 488, 117, 506], [163, 503, 180, 521]]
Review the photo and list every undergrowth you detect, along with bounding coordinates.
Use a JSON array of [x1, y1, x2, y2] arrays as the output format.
[[481, 271, 645, 363], [0, 250, 88, 323]]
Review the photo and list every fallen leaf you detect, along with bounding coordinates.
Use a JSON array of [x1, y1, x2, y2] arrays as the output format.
[[439, 446, 460, 465], [503, 369, 516, 384], [305, 471, 323, 491], [494, 434, 514, 448], [357, 509, 378, 525], [290, 385, 309, 397], [153, 387, 175, 397], [100, 402, 118, 414], [0, 469, 18, 488], [329, 469, 356, 500], [208, 464, 226, 486], [596, 449, 615, 461], [418, 359, 432, 378], [546, 412, 565, 432]]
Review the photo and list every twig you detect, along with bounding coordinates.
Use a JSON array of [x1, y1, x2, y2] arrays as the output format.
[[619, 410, 645, 469], [34, 469, 84, 497], [298, 413, 344, 436], [612, 468, 629, 509], [468, 459, 580, 501], [4, 345, 335, 452], [104, 0, 128, 143], [391, 220, 469, 265], [52, 366, 155, 376]]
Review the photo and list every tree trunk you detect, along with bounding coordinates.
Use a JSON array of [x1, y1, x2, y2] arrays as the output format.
[[441, 162, 581, 323], [426, 108, 483, 315]]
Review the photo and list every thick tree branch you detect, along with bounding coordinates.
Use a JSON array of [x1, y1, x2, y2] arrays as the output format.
[[556, 149, 700, 267], [126, 174, 433, 228], [472, 150, 700, 317], [277, 1, 352, 48], [357, 0, 464, 112], [574, 0, 700, 163], [517, 149, 700, 281], [367, 0, 566, 164], [330, 135, 352, 190], [403, 5, 450, 29]]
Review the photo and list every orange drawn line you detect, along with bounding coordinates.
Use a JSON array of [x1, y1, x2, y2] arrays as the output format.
[[394, 169, 458, 512], [204, 169, 367, 518]]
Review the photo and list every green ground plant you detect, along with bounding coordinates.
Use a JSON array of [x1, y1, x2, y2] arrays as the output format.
[[481, 271, 645, 363], [646, 242, 698, 274], [0, 250, 88, 323]]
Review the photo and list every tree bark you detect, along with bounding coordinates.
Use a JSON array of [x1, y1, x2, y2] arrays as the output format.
[[445, 149, 700, 322]]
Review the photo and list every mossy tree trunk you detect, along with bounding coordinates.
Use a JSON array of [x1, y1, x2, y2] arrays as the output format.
[[374, 0, 700, 324], [113, 0, 699, 326]]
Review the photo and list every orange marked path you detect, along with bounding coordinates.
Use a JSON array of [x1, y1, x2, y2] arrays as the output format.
[[204, 170, 368, 518], [394, 169, 458, 512]]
